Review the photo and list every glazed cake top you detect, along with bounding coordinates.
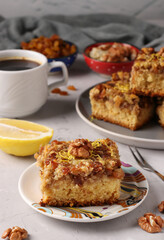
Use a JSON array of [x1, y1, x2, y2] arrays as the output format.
[[35, 138, 123, 180]]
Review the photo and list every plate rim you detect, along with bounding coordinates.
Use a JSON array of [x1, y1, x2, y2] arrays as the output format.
[[18, 162, 149, 223], [75, 86, 164, 149]]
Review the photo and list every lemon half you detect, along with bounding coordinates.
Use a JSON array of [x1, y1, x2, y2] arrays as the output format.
[[0, 118, 54, 156]]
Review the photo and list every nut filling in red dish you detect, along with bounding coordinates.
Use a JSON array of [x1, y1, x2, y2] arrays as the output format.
[[83, 42, 139, 75], [89, 42, 137, 62]]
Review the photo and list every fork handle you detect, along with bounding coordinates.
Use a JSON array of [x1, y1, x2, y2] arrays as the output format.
[[142, 161, 164, 181], [154, 170, 164, 181]]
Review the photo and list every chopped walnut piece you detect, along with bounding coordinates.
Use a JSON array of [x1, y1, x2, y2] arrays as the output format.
[[141, 47, 155, 54], [158, 201, 164, 213], [158, 47, 164, 56], [68, 139, 93, 158], [138, 213, 164, 233], [1, 227, 28, 240], [99, 44, 111, 51]]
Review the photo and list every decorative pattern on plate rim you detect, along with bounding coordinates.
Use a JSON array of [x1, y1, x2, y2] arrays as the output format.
[[32, 162, 148, 220]]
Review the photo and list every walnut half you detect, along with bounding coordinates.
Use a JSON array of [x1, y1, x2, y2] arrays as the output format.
[[1, 226, 28, 240], [138, 213, 164, 233], [68, 139, 93, 158]]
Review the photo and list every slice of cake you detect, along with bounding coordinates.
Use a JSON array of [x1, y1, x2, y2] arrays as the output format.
[[89, 72, 155, 130], [35, 138, 124, 207], [156, 98, 164, 127], [130, 47, 164, 97]]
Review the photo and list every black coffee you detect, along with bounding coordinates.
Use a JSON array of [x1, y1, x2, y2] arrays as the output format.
[[0, 59, 40, 71]]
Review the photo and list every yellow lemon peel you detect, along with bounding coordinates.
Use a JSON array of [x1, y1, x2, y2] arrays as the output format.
[[0, 118, 53, 156]]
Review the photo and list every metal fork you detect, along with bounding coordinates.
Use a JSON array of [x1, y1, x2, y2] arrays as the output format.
[[129, 146, 164, 181]]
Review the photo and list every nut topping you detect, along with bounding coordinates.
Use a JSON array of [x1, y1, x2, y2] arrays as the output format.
[[141, 47, 155, 54], [158, 47, 164, 56], [158, 201, 164, 213], [68, 139, 93, 158], [138, 213, 164, 233], [1, 227, 28, 240], [35, 138, 123, 182]]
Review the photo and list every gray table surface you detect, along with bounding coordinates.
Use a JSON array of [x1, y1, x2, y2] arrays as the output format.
[[0, 55, 164, 240]]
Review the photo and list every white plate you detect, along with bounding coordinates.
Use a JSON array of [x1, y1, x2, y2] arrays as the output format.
[[18, 162, 148, 223], [76, 86, 164, 149]]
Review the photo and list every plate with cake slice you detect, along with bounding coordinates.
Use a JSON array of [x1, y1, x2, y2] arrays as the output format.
[[19, 138, 148, 223], [76, 71, 164, 149], [18, 162, 148, 223]]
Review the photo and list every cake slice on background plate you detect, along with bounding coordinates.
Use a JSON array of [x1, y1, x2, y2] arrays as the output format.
[[130, 47, 164, 97], [89, 71, 155, 130]]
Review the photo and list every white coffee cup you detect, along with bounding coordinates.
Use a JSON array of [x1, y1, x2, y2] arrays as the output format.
[[0, 49, 68, 118]]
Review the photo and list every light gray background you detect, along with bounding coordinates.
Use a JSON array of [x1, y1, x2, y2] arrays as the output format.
[[0, 2, 164, 240], [0, 0, 164, 26]]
